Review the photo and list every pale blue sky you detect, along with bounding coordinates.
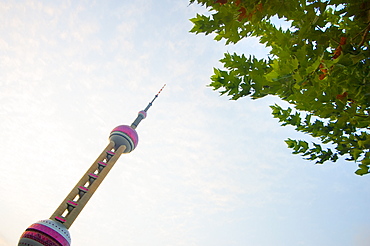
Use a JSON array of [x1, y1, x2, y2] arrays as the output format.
[[0, 1, 370, 246]]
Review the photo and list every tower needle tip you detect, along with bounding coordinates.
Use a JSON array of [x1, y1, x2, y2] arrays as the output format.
[[157, 84, 166, 95]]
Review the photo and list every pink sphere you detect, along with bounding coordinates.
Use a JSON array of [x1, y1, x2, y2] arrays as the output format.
[[109, 125, 139, 153], [138, 110, 147, 119], [18, 219, 71, 246]]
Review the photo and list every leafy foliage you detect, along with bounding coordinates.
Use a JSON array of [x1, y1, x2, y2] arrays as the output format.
[[190, 0, 370, 175]]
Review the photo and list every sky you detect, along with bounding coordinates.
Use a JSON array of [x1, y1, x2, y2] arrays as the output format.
[[0, 1, 370, 246]]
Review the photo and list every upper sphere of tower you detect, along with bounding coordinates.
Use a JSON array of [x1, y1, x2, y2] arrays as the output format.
[[109, 125, 138, 153], [18, 219, 71, 246], [138, 110, 147, 119]]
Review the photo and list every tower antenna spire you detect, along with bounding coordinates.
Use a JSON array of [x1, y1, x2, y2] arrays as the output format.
[[131, 84, 166, 129]]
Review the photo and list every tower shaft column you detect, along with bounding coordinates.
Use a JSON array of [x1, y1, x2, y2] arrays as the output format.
[[50, 141, 126, 229]]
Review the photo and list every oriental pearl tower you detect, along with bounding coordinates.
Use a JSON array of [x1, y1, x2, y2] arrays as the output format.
[[18, 85, 166, 246]]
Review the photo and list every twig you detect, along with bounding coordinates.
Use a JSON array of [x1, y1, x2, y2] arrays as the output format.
[[358, 22, 370, 47]]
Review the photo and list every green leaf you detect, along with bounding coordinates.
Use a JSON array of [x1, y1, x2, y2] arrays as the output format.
[[355, 164, 369, 176]]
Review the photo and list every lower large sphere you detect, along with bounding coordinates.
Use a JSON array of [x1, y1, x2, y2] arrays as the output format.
[[109, 125, 138, 153], [18, 219, 71, 246]]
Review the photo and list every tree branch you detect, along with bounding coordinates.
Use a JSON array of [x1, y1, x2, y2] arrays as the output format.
[[358, 22, 370, 47]]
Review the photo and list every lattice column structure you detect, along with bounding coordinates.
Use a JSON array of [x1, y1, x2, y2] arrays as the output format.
[[50, 141, 126, 229]]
